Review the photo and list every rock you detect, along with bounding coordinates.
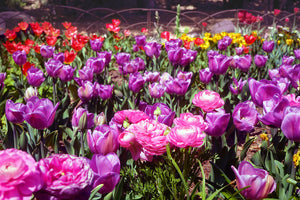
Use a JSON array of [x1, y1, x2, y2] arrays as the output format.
[[0, 11, 35, 32], [210, 19, 236, 34]]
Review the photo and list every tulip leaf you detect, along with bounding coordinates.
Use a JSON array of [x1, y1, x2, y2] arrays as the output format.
[[88, 184, 103, 200], [19, 131, 27, 151], [63, 139, 74, 155], [240, 137, 255, 161], [205, 184, 230, 200]]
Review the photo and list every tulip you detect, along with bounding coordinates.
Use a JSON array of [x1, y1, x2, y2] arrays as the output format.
[[143, 42, 162, 58], [205, 108, 230, 137], [87, 124, 119, 155], [122, 60, 138, 75], [230, 77, 247, 95], [78, 81, 94, 102], [233, 101, 258, 131], [160, 72, 173, 86], [5, 99, 26, 124], [97, 51, 112, 66], [282, 55, 295, 65], [24, 97, 59, 130], [40, 45, 55, 59], [45, 58, 63, 78], [165, 78, 191, 95], [199, 68, 213, 84], [53, 52, 65, 63], [135, 35, 146, 47], [231, 161, 276, 200], [254, 54, 268, 67], [285, 65, 300, 90], [180, 49, 197, 66], [0, 72, 6, 90], [262, 40, 274, 53], [26, 67, 45, 87], [192, 90, 224, 112], [94, 83, 114, 100], [294, 49, 300, 59], [217, 36, 232, 51], [161, 31, 170, 41], [12, 50, 27, 66], [208, 53, 232, 75], [279, 64, 293, 78], [134, 57, 145, 71], [274, 9, 281, 16], [90, 153, 120, 193], [78, 66, 94, 82], [24, 86, 38, 102], [281, 106, 300, 142], [94, 112, 106, 126], [59, 65, 76, 82], [36, 154, 94, 199], [0, 149, 43, 200], [115, 52, 131, 66], [64, 49, 77, 64], [129, 72, 145, 93], [234, 55, 252, 72], [148, 83, 166, 98], [72, 107, 94, 130], [90, 39, 103, 51], [235, 47, 244, 55], [168, 47, 184, 66], [144, 71, 160, 83], [165, 39, 182, 52], [144, 103, 175, 127]]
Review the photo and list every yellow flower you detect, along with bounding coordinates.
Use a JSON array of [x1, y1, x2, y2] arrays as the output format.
[[293, 149, 300, 167], [200, 41, 210, 49], [212, 34, 222, 43], [220, 32, 228, 37], [260, 133, 269, 141], [204, 32, 211, 38], [277, 40, 281, 45], [251, 31, 258, 37], [286, 39, 293, 45]]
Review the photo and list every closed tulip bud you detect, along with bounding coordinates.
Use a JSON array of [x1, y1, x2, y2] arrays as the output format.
[[72, 107, 94, 130], [205, 108, 230, 137], [262, 40, 274, 53], [78, 81, 94, 102], [26, 67, 45, 87], [254, 54, 268, 67], [12, 50, 27, 66], [90, 39, 103, 52], [135, 35, 146, 47], [59, 65, 76, 82], [95, 112, 106, 126], [5, 99, 26, 124], [149, 83, 166, 98], [53, 52, 65, 63], [45, 59, 63, 78], [24, 86, 38, 102], [40, 45, 55, 59], [199, 68, 213, 84], [231, 161, 276, 200], [129, 72, 145, 93]]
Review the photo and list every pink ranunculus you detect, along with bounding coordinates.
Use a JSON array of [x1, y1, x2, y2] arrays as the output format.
[[0, 148, 43, 200], [36, 154, 94, 199], [109, 109, 149, 131], [284, 93, 300, 107], [173, 112, 208, 130], [120, 119, 169, 161], [167, 125, 206, 148], [192, 90, 224, 112]]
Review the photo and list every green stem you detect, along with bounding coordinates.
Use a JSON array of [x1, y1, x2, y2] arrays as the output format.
[[53, 78, 57, 105], [40, 130, 45, 159], [166, 144, 190, 200], [13, 124, 17, 149], [80, 130, 84, 157]]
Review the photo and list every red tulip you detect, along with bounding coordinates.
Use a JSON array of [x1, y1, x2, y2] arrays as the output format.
[[274, 9, 281, 16]]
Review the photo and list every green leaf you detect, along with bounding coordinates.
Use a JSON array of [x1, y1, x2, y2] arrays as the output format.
[[88, 184, 103, 200], [240, 137, 256, 161], [206, 184, 230, 200]]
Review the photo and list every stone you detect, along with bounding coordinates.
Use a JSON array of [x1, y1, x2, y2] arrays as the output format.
[[210, 19, 235, 34], [0, 11, 35, 33]]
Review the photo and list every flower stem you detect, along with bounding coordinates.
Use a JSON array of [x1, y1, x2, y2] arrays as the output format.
[[80, 130, 84, 157], [166, 144, 190, 200], [40, 130, 45, 159], [13, 124, 17, 149], [53, 78, 57, 105]]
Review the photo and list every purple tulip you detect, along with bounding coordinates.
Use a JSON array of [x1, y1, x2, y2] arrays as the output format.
[[53, 52, 65, 63], [218, 36, 232, 51], [129, 72, 145, 93], [59, 65, 76, 82], [97, 51, 112, 66], [5, 99, 26, 124], [177, 70, 193, 81], [282, 55, 295, 65], [248, 78, 282, 107], [259, 95, 290, 128], [90, 57, 105, 74], [168, 47, 184, 66], [40, 45, 55, 59], [281, 106, 300, 142], [269, 68, 280, 80], [165, 39, 182, 52], [159, 72, 173, 86], [26, 67, 45, 87], [45, 59, 63, 78], [132, 44, 139, 52], [286, 64, 300, 90], [144, 103, 175, 127], [115, 52, 131, 66], [87, 124, 119, 155], [294, 49, 300, 59], [262, 40, 275, 53], [180, 49, 197, 66], [207, 50, 219, 57], [144, 71, 160, 83], [148, 83, 166, 98], [94, 83, 114, 100], [208, 53, 232, 75], [78, 81, 94, 102], [12, 50, 27, 66], [143, 42, 162, 58], [234, 55, 252, 72], [254, 54, 268, 67], [24, 87, 38, 102], [279, 64, 294, 78], [89, 153, 120, 194], [233, 101, 258, 131], [78, 66, 94, 82], [230, 77, 247, 95], [134, 57, 145, 71], [24, 97, 59, 130], [0, 72, 6, 90], [72, 107, 94, 130], [235, 47, 244, 55], [199, 68, 213, 84], [205, 108, 230, 137], [231, 161, 276, 200], [122, 60, 138, 75], [36, 154, 93, 199], [165, 78, 191, 95], [135, 35, 146, 47], [90, 39, 103, 52]]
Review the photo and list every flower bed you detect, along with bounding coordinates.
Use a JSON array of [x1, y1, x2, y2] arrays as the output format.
[[1, 7, 300, 200]]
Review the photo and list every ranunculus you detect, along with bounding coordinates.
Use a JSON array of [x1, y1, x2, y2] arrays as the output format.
[[231, 161, 276, 200], [24, 97, 59, 130], [5, 99, 26, 124], [284, 93, 300, 106], [87, 124, 119, 155], [90, 153, 120, 194], [36, 154, 93, 199], [71, 107, 94, 130], [205, 108, 230, 137], [168, 125, 206, 148], [173, 112, 208, 130], [0, 148, 43, 200], [233, 101, 258, 131], [192, 90, 224, 112]]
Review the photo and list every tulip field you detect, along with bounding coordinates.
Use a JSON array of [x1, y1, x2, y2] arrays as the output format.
[[1, 6, 300, 199]]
